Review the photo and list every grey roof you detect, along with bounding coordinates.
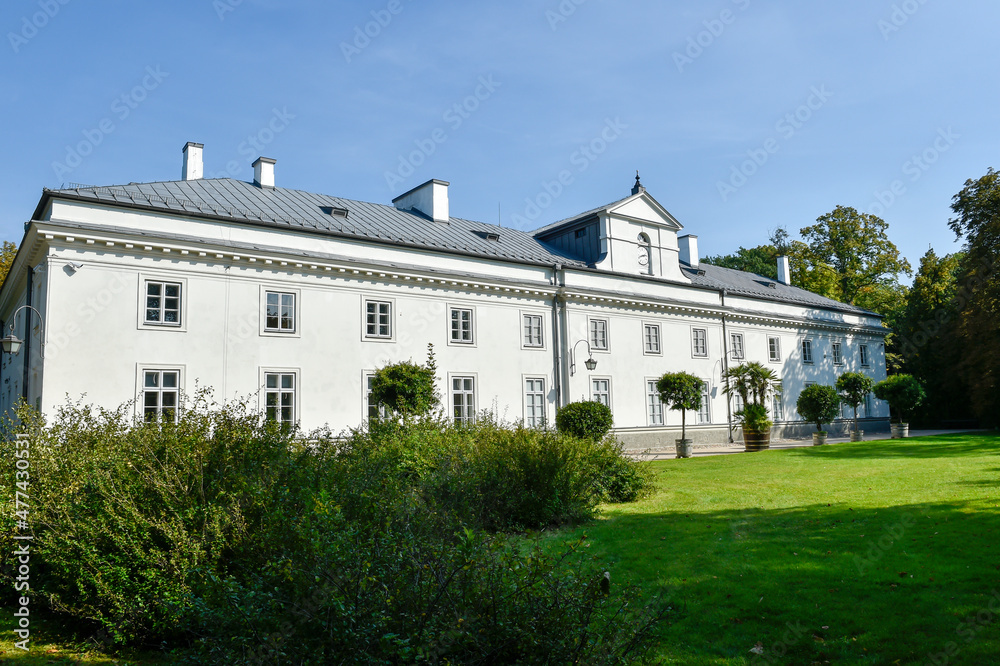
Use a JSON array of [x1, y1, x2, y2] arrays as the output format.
[[531, 193, 635, 237], [41, 178, 875, 317], [683, 263, 876, 316], [45, 178, 587, 268]]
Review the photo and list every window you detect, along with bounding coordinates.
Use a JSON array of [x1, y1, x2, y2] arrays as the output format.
[[592, 378, 611, 407], [265, 291, 296, 332], [863, 393, 873, 417], [143, 370, 179, 422], [523, 314, 543, 348], [452, 376, 476, 426], [574, 228, 587, 239], [730, 332, 745, 360], [144, 281, 181, 325], [860, 344, 870, 367], [802, 339, 814, 364], [264, 372, 295, 427], [365, 373, 387, 421], [643, 323, 661, 355], [647, 380, 663, 426], [832, 342, 843, 365], [365, 300, 392, 339], [638, 233, 652, 275], [449, 307, 474, 344], [772, 383, 784, 421], [524, 378, 546, 428], [698, 382, 711, 424], [590, 319, 609, 351], [768, 336, 781, 362], [692, 328, 708, 357]]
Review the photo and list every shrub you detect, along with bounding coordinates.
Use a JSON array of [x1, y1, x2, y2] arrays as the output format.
[[656, 372, 703, 440], [837, 372, 875, 433], [736, 403, 772, 433], [873, 374, 926, 423], [369, 343, 439, 418], [556, 400, 614, 441], [796, 384, 841, 432]]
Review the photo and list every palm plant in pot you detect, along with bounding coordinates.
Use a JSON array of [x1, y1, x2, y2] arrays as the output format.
[[656, 371, 703, 459], [796, 384, 840, 446], [722, 362, 779, 452], [873, 374, 925, 438], [836, 372, 874, 442]]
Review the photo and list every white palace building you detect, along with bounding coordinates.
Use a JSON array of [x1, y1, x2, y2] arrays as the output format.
[[0, 143, 889, 448]]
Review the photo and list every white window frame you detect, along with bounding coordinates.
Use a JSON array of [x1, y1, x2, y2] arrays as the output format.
[[363, 370, 388, 422], [260, 367, 299, 427], [772, 382, 784, 421], [260, 286, 300, 337], [646, 378, 664, 426], [801, 338, 814, 364], [137, 274, 187, 331], [362, 297, 394, 341], [521, 312, 545, 349], [524, 376, 547, 428], [831, 341, 843, 366], [136, 365, 185, 423], [697, 379, 712, 424], [860, 344, 871, 367], [730, 332, 745, 360], [450, 373, 477, 426], [767, 336, 781, 363], [589, 318, 610, 352], [643, 322, 662, 356], [447, 305, 476, 346], [591, 376, 612, 408], [691, 327, 709, 358]]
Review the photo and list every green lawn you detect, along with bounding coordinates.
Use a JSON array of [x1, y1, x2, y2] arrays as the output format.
[[550, 432, 1000, 664]]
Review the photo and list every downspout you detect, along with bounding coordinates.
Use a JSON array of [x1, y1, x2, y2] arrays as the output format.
[[720, 289, 733, 443], [551, 264, 564, 411], [22, 268, 32, 404]]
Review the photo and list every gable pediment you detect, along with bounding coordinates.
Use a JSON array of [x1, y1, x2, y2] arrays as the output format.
[[606, 192, 683, 230]]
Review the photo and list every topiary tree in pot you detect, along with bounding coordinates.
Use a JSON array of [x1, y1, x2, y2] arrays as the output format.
[[722, 362, 779, 452], [656, 372, 704, 459], [873, 374, 925, 439], [555, 400, 614, 442], [796, 384, 841, 446], [836, 372, 875, 441]]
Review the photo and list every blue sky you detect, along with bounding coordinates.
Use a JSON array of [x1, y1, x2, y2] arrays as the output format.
[[3, 0, 997, 275]]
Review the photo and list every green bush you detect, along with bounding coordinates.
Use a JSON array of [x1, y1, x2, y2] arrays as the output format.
[[736, 403, 772, 433], [873, 374, 926, 423], [555, 400, 614, 441], [369, 343, 439, 418], [656, 372, 703, 440], [837, 372, 876, 432], [796, 384, 841, 432]]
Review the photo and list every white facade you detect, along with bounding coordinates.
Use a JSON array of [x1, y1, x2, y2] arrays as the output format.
[[0, 149, 889, 447]]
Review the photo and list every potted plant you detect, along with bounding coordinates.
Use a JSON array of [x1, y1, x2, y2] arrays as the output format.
[[656, 371, 704, 459], [722, 362, 779, 452], [873, 374, 925, 439], [796, 384, 840, 446], [836, 372, 874, 442]]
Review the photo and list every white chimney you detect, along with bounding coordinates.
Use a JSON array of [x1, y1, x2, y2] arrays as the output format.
[[252, 157, 276, 188], [777, 255, 791, 285], [392, 179, 450, 223], [182, 142, 203, 181], [678, 234, 699, 268]]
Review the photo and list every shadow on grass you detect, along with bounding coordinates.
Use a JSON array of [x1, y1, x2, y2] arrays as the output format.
[[780, 432, 1000, 460], [570, 498, 1000, 665]]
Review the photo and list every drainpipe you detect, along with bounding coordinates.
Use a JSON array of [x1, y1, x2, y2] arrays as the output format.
[[21, 268, 34, 405], [551, 263, 564, 410], [720, 289, 733, 443]]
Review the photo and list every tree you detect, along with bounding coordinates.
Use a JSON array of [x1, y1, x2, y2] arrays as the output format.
[[836, 372, 874, 435], [555, 401, 613, 441], [702, 245, 780, 279], [799, 205, 911, 307], [369, 344, 439, 419], [0, 241, 17, 287], [873, 375, 925, 424], [655, 372, 703, 441], [796, 384, 840, 433]]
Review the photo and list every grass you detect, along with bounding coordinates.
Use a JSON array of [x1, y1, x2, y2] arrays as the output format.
[[547, 432, 1000, 664], [0, 614, 171, 664]]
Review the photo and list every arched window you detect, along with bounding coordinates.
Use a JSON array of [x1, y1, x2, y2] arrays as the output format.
[[637, 233, 653, 275]]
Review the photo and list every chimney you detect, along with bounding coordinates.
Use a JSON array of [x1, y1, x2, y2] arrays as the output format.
[[252, 157, 276, 188], [182, 142, 203, 181], [392, 178, 450, 223], [678, 234, 699, 268], [777, 255, 791, 285]]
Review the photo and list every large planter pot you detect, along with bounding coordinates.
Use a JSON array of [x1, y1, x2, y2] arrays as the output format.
[[850, 430, 864, 442], [743, 430, 770, 452], [675, 438, 693, 459], [812, 431, 828, 446], [891, 423, 909, 439]]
